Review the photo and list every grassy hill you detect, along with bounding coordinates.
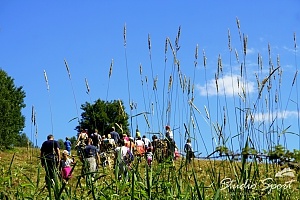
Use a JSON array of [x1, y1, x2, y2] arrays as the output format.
[[0, 147, 299, 199]]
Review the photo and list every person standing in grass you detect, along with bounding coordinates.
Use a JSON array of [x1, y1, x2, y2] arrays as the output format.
[[82, 138, 100, 178], [40, 134, 61, 184], [110, 127, 120, 144], [91, 129, 100, 150], [142, 135, 151, 149], [184, 138, 194, 163], [60, 150, 75, 182], [115, 139, 133, 180], [64, 137, 72, 156], [135, 136, 145, 157]]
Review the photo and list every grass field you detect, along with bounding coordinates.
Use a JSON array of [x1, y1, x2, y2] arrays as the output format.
[[0, 147, 299, 199]]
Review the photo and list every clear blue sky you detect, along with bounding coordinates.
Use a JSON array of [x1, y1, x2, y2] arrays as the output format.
[[1, 1, 299, 156]]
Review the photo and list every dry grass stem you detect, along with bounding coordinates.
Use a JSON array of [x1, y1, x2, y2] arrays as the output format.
[[204, 105, 210, 119], [64, 59, 71, 79], [168, 75, 173, 91]]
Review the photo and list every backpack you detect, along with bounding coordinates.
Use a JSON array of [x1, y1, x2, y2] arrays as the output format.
[[123, 149, 134, 164]]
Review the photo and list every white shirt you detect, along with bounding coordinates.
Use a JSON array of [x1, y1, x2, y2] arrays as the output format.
[[135, 139, 145, 147], [142, 137, 151, 147], [166, 130, 173, 140], [115, 146, 129, 161]]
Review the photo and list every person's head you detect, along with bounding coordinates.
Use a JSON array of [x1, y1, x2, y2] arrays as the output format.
[[107, 134, 111, 139], [47, 134, 54, 140], [187, 138, 191, 143], [142, 135, 146, 138], [95, 129, 98, 133], [166, 125, 170, 130], [62, 150, 69, 157], [152, 135, 157, 140], [112, 127, 115, 131], [65, 137, 69, 140]]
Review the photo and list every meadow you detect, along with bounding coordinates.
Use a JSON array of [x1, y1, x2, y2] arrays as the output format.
[[0, 147, 299, 199]]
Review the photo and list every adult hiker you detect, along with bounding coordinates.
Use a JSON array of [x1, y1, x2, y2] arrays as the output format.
[[184, 138, 194, 163], [165, 125, 173, 140], [142, 135, 151, 149], [64, 137, 72, 155], [76, 129, 88, 147], [135, 136, 145, 157], [115, 139, 134, 180], [110, 127, 120, 144], [40, 134, 61, 184], [91, 129, 101, 150], [82, 138, 100, 178]]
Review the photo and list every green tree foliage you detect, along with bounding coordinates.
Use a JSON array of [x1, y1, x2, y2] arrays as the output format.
[[14, 133, 33, 147], [69, 136, 77, 149], [0, 69, 26, 149], [58, 139, 64, 150], [77, 99, 130, 136]]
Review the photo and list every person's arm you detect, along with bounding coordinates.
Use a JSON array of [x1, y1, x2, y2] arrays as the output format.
[[55, 146, 61, 165], [96, 151, 101, 166]]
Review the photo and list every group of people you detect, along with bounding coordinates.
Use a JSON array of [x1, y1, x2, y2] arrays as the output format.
[[40, 134, 75, 185], [40, 125, 195, 184]]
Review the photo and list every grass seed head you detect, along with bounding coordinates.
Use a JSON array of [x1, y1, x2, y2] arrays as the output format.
[[109, 59, 113, 78], [43, 70, 50, 91], [195, 44, 198, 60], [228, 28, 232, 52], [123, 23, 127, 46], [294, 32, 297, 49], [235, 49, 239, 63], [148, 33, 151, 50], [139, 63, 142, 75], [203, 50, 207, 67], [85, 77, 90, 93]]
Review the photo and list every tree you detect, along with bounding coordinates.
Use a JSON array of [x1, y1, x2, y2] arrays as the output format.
[[14, 133, 34, 148], [77, 99, 130, 136], [0, 69, 26, 149]]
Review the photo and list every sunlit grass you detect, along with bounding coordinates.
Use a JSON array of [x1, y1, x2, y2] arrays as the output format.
[[0, 147, 299, 199]]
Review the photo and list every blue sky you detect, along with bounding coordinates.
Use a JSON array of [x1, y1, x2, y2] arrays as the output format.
[[1, 1, 299, 156]]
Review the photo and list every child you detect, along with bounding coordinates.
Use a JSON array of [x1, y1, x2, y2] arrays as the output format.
[[60, 150, 75, 181], [145, 146, 153, 166]]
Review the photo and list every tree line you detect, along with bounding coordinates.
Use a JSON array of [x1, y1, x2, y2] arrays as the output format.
[[0, 69, 129, 150]]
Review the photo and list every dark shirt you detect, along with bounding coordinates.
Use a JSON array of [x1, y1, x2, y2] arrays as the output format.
[[84, 145, 99, 158], [41, 140, 60, 158], [91, 133, 100, 146], [110, 131, 120, 143]]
